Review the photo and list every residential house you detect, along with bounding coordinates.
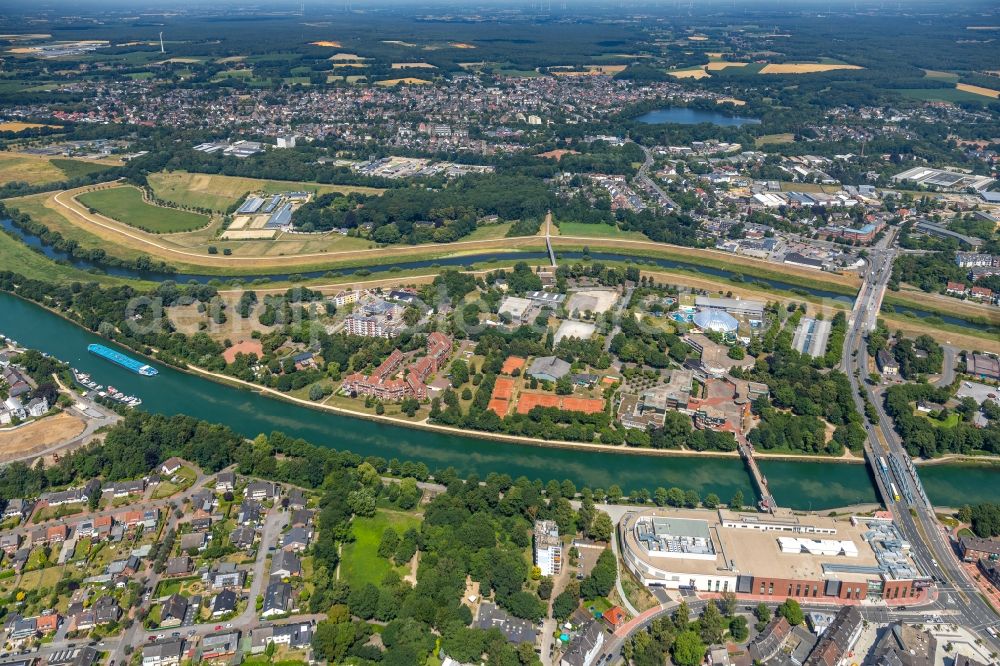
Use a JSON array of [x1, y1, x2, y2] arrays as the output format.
[[0, 532, 21, 554], [261, 581, 292, 618], [179, 532, 206, 553], [35, 612, 59, 635], [215, 472, 235, 493], [210, 569, 246, 590], [164, 556, 192, 577], [230, 526, 256, 550], [238, 500, 262, 525], [289, 509, 313, 528], [3, 498, 32, 521], [282, 526, 311, 552], [201, 631, 240, 660], [270, 550, 302, 578], [26, 397, 49, 418], [211, 591, 238, 618], [250, 623, 313, 654], [142, 639, 185, 666], [246, 481, 275, 502], [159, 594, 189, 628], [47, 647, 98, 666], [560, 621, 604, 666], [160, 458, 184, 475], [877, 349, 899, 377]]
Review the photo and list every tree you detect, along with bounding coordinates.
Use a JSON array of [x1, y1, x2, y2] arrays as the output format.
[[703, 493, 720, 509], [552, 587, 580, 621], [581, 549, 616, 598], [672, 630, 706, 666], [777, 598, 804, 626], [450, 359, 470, 387], [754, 602, 771, 631], [719, 591, 737, 617], [347, 489, 376, 517], [729, 615, 749, 642], [699, 601, 725, 645], [729, 490, 744, 511], [555, 376, 573, 395], [588, 512, 613, 542], [378, 528, 400, 558]]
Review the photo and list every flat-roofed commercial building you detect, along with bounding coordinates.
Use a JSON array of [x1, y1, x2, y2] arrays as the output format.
[[694, 296, 765, 319], [620, 508, 924, 602]]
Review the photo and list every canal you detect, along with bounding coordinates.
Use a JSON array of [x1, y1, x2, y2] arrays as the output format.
[[2, 291, 996, 509]]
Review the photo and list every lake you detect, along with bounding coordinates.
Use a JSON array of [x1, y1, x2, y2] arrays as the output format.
[[635, 107, 761, 127]]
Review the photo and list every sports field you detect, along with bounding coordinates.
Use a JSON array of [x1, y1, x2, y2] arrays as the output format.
[[77, 186, 209, 233], [147, 171, 383, 212]]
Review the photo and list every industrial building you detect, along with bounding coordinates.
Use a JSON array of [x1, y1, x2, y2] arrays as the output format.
[[620, 508, 925, 602], [891, 166, 995, 192], [792, 317, 833, 358], [694, 296, 765, 319]]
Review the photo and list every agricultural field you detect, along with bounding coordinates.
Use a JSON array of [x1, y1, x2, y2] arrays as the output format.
[[78, 186, 209, 233], [147, 171, 383, 212], [0, 121, 61, 132], [339, 508, 422, 588], [759, 63, 863, 74], [895, 86, 999, 103], [755, 133, 796, 146], [0, 153, 112, 186]]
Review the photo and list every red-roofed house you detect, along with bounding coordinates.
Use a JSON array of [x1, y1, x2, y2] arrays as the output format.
[[971, 286, 994, 301], [945, 282, 967, 295], [603, 606, 626, 630]]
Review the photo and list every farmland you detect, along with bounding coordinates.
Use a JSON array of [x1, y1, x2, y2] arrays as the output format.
[[0, 153, 113, 186], [147, 171, 383, 212], [77, 186, 210, 233]]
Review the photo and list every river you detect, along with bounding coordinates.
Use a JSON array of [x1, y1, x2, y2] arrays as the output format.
[[635, 107, 761, 127], [2, 291, 996, 509], [3, 219, 987, 330]]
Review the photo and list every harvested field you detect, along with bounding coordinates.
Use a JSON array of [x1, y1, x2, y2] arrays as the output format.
[[667, 67, 710, 79], [716, 97, 747, 106], [376, 77, 431, 86], [309, 41, 342, 47], [78, 186, 209, 233], [0, 413, 86, 461], [0, 153, 111, 186], [391, 62, 436, 69], [551, 64, 627, 76], [450, 42, 476, 49], [956, 83, 1000, 99], [759, 63, 862, 74], [705, 61, 748, 71], [329, 53, 364, 61], [0, 121, 61, 132], [536, 149, 580, 161]]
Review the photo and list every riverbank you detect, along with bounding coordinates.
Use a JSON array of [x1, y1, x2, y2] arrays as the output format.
[[7, 289, 999, 509]]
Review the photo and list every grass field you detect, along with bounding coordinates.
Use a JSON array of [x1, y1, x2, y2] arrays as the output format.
[[465, 222, 514, 240], [0, 153, 112, 187], [895, 87, 998, 103], [339, 508, 422, 588], [755, 133, 796, 146], [759, 63, 862, 74], [557, 221, 649, 240], [78, 186, 209, 233], [148, 171, 383, 212]]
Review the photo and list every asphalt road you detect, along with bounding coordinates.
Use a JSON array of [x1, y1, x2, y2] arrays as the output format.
[[841, 244, 1000, 653]]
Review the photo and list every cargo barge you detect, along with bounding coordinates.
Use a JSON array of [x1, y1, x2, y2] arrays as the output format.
[[87, 343, 158, 376]]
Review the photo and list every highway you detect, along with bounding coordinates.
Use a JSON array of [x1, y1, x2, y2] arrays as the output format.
[[840, 234, 1000, 652]]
